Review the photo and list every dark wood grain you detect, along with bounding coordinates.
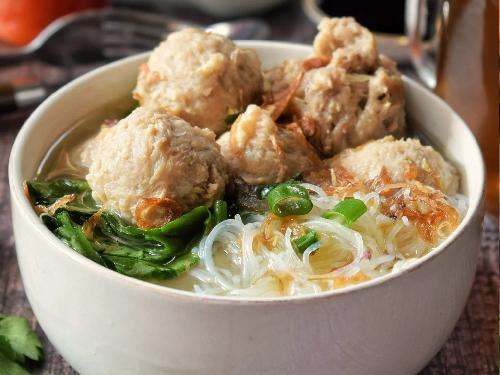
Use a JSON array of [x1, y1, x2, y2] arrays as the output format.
[[0, 1, 498, 374]]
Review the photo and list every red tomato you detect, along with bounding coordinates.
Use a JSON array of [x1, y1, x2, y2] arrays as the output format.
[[0, 0, 108, 46]]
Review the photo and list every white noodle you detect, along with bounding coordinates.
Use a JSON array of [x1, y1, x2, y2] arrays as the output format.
[[284, 228, 303, 266], [241, 223, 260, 286], [177, 180, 467, 297], [302, 241, 322, 272], [303, 218, 364, 264], [301, 183, 339, 210], [199, 219, 244, 290], [299, 183, 327, 198]]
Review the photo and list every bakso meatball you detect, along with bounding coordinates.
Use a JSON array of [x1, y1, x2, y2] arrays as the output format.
[[133, 28, 262, 136], [262, 17, 405, 157], [84, 107, 228, 227], [329, 136, 459, 194], [313, 17, 378, 72], [263, 59, 304, 103], [291, 57, 405, 157], [217, 105, 321, 185], [263, 17, 379, 99]]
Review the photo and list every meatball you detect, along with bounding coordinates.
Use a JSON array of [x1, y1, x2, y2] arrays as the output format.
[[133, 28, 262, 136], [217, 105, 321, 185], [263, 59, 304, 104], [84, 107, 228, 226], [291, 57, 405, 156], [262, 18, 405, 157], [328, 136, 459, 194], [313, 17, 378, 72]]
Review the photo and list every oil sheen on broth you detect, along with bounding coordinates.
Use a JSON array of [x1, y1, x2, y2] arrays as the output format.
[[37, 97, 136, 181]]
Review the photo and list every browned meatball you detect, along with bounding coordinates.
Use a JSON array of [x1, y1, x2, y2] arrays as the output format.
[[133, 28, 262, 136], [217, 105, 321, 184], [290, 56, 405, 156], [329, 136, 460, 194], [263, 18, 406, 157], [313, 17, 378, 72], [84, 107, 228, 225]]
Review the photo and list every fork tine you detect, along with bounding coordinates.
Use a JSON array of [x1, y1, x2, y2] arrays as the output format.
[[102, 45, 150, 59], [102, 20, 167, 41], [101, 32, 159, 51], [104, 8, 192, 33]]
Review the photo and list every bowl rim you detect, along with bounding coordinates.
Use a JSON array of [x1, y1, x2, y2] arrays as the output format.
[[9, 40, 485, 305]]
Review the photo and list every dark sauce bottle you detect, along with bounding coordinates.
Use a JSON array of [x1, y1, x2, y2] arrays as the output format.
[[318, 0, 406, 35]]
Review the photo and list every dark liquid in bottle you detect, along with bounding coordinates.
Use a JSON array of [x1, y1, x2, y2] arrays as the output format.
[[318, 0, 406, 35]]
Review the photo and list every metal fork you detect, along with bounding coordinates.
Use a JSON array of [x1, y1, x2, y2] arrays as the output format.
[[0, 7, 270, 67], [0, 8, 270, 113]]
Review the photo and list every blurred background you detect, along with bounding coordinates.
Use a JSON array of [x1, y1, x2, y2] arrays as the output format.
[[0, 0, 498, 373]]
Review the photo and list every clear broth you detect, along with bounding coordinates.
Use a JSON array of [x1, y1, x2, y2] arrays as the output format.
[[36, 96, 136, 181]]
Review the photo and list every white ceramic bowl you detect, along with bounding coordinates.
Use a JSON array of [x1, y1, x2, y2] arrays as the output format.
[[9, 42, 484, 375]]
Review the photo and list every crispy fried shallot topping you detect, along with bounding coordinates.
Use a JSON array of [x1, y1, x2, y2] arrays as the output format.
[[302, 56, 330, 71], [304, 165, 366, 197], [83, 207, 105, 240], [34, 194, 77, 216], [264, 72, 304, 120], [377, 181, 460, 243], [135, 197, 183, 229], [298, 116, 317, 137], [305, 165, 460, 244]]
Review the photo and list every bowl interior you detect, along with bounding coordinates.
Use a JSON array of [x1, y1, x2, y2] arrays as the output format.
[[9, 41, 484, 300]]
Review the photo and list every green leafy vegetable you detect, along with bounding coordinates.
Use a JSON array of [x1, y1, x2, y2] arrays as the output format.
[[322, 198, 367, 226], [148, 207, 210, 237], [0, 352, 30, 375], [0, 315, 43, 375], [292, 229, 319, 254], [103, 252, 199, 279], [26, 178, 89, 206], [54, 210, 106, 266], [266, 182, 313, 217], [26, 177, 222, 280], [0, 315, 42, 363]]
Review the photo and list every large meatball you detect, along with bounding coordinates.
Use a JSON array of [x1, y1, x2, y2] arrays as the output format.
[[328, 136, 459, 194], [263, 17, 405, 157], [84, 107, 228, 226], [133, 28, 262, 136], [217, 105, 321, 185], [291, 56, 405, 156], [313, 17, 378, 72]]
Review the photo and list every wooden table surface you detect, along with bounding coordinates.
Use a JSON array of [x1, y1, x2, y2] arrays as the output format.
[[0, 1, 498, 373]]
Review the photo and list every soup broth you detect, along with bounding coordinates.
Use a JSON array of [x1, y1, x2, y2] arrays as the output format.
[[37, 97, 135, 181]]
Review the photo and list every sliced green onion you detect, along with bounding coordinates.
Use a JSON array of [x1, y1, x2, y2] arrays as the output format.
[[293, 229, 319, 253], [266, 183, 313, 217], [224, 112, 240, 125], [322, 198, 367, 226], [213, 200, 228, 224]]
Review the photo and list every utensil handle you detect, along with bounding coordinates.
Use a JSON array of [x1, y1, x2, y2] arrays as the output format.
[[0, 82, 49, 113], [405, 0, 446, 88], [0, 50, 33, 67], [0, 83, 16, 112]]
